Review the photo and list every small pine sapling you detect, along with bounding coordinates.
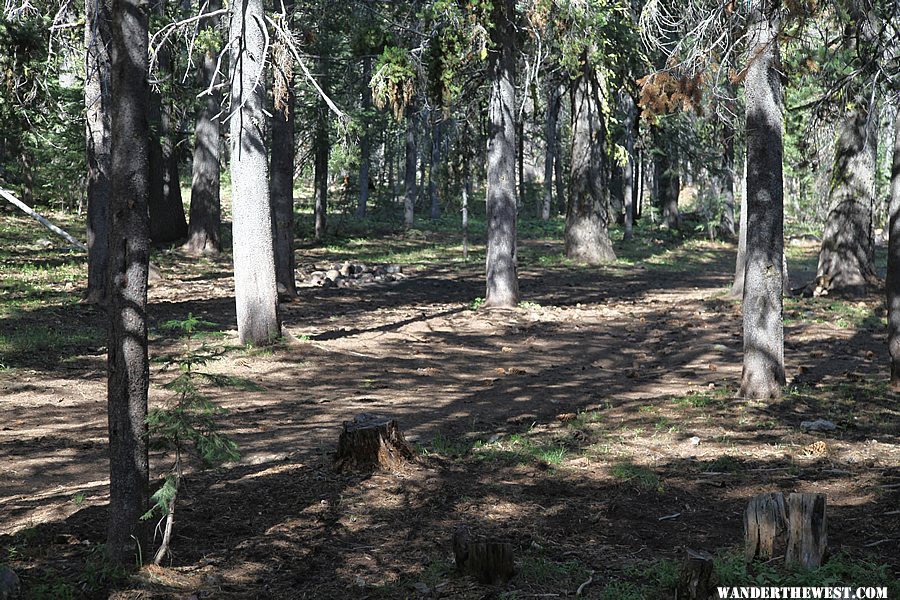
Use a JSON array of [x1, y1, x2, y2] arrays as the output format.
[[143, 314, 240, 565]]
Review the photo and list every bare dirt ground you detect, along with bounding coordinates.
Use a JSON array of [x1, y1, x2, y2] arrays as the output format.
[[1, 218, 898, 598]]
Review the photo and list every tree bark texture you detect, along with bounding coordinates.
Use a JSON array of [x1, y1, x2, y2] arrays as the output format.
[[85, 0, 111, 304], [270, 0, 297, 297], [565, 59, 615, 264], [719, 119, 736, 237], [730, 174, 748, 298], [184, 0, 222, 255], [106, 0, 151, 564], [357, 56, 372, 218], [429, 119, 441, 220], [148, 0, 187, 244], [403, 104, 417, 227], [658, 152, 681, 229], [229, 0, 280, 345], [740, 0, 785, 399], [484, 0, 519, 307], [887, 109, 900, 389], [313, 57, 329, 240], [814, 105, 878, 295], [621, 91, 636, 240]]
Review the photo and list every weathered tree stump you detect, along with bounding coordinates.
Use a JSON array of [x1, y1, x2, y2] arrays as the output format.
[[452, 525, 516, 585], [333, 413, 414, 472], [744, 492, 788, 562], [785, 493, 827, 569], [676, 548, 717, 600]]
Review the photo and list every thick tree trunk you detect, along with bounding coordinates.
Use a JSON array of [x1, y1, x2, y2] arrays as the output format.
[[357, 56, 372, 218], [887, 110, 900, 389], [184, 0, 222, 255], [404, 105, 417, 228], [429, 119, 441, 220], [621, 91, 636, 240], [106, 0, 150, 564], [148, 0, 187, 244], [814, 105, 878, 295], [658, 153, 681, 229], [740, 0, 785, 399], [85, 0, 111, 304], [313, 58, 329, 241], [541, 79, 558, 221], [565, 59, 615, 264], [484, 0, 519, 307], [229, 0, 280, 345], [270, 0, 297, 298]]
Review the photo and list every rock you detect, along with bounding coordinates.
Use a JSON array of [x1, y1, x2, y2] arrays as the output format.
[[374, 266, 387, 276], [311, 270, 326, 279], [309, 276, 323, 286], [339, 262, 352, 277], [386, 264, 402, 274], [800, 419, 836, 432], [359, 273, 375, 283], [374, 275, 386, 283], [321, 278, 336, 289], [353, 264, 366, 275], [0, 565, 21, 600], [35, 238, 53, 248], [325, 269, 340, 282], [689, 436, 701, 446]]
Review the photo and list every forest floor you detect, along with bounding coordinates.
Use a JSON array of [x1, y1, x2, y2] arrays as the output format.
[[0, 207, 898, 599]]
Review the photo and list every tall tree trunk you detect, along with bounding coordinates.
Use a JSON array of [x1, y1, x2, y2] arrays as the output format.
[[313, 58, 329, 240], [429, 119, 441, 220], [517, 118, 525, 209], [484, 0, 519, 307], [658, 152, 681, 229], [621, 91, 636, 241], [148, 0, 188, 244], [357, 56, 372, 218], [554, 92, 565, 216], [270, 0, 296, 297], [730, 158, 748, 298], [719, 115, 736, 237], [106, 0, 150, 564], [84, 0, 111, 304], [887, 109, 900, 389], [542, 79, 558, 221], [404, 104, 417, 227], [814, 105, 878, 295], [230, 0, 280, 345], [565, 58, 615, 264], [740, 0, 785, 399], [184, 0, 222, 255]]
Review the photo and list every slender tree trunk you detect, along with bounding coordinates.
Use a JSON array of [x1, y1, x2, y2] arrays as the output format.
[[887, 109, 900, 389], [429, 119, 441, 220], [740, 0, 785, 399], [658, 153, 681, 229], [719, 117, 736, 237], [148, 0, 188, 244], [542, 79, 558, 221], [229, 0, 280, 345], [730, 157, 748, 298], [85, 0, 110, 304], [270, 0, 296, 297], [814, 105, 878, 295], [404, 104, 417, 227], [565, 58, 615, 264], [554, 91, 565, 216], [106, 0, 150, 564], [484, 0, 519, 307], [517, 118, 525, 210], [357, 56, 372, 218], [184, 0, 222, 255], [621, 91, 636, 240], [635, 148, 643, 220], [313, 58, 329, 240]]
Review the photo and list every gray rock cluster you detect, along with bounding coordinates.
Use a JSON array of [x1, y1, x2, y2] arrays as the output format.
[[298, 262, 405, 289]]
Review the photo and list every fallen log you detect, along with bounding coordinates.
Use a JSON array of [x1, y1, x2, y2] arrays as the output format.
[[0, 186, 87, 250]]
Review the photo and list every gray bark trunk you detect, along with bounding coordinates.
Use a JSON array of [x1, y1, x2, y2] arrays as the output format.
[[429, 119, 441, 220], [148, 0, 187, 244], [740, 0, 785, 399], [554, 93, 565, 215], [185, 0, 222, 255], [357, 56, 372, 218], [730, 159, 748, 298], [85, 0, 111, 303], [621, 91, 636, 240], [404, 105, 417, 227], [229, 0, 280, 345], [887, 109, 900, 389], [658, 153, 681, 229], [719, 120, 736, 237], [106, 0, 150, 564], [542, 79, 558, 221], [565, 59, 615, 264], [270, 0, 296, 297], [484, 0, 519, 307], [313, 57, 329, 240], [814, 105, 878, 295]]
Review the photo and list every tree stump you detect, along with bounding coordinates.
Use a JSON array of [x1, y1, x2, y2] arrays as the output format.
[[676, 548, 717, 600], [744, 492, 787, 562], [333, 413, 414, 472], [785, 493, 827, 569], [452, 525, 516, 585]]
